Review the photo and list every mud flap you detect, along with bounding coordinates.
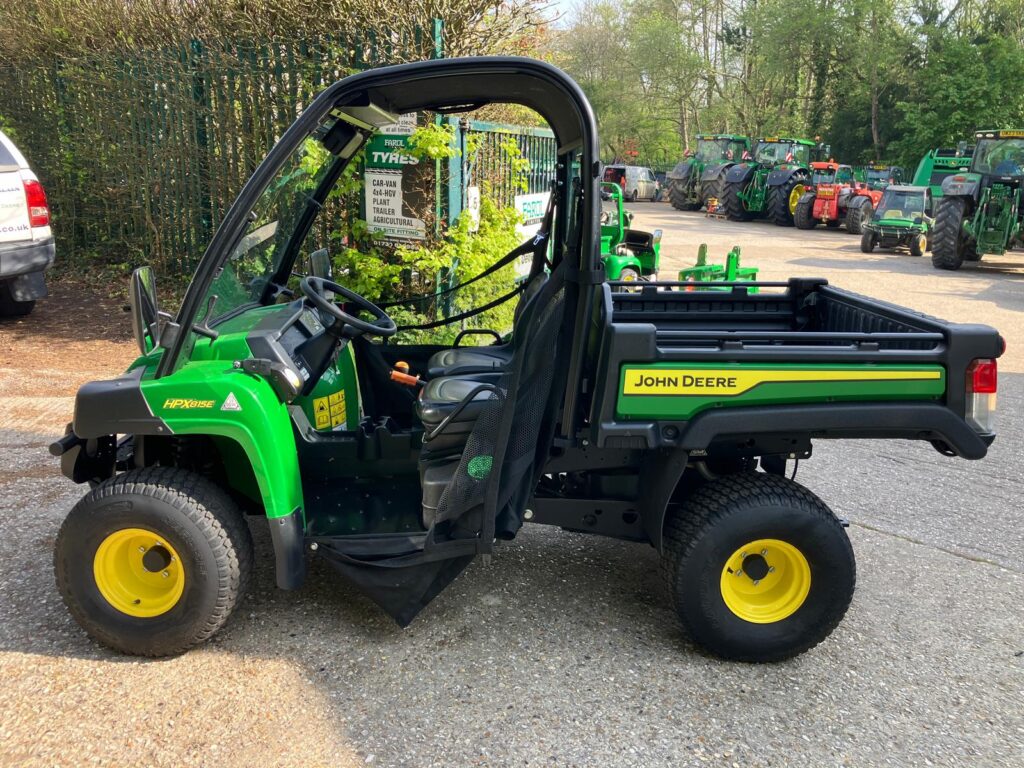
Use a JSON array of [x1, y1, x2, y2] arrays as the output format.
[[311, 534, 476, 626]]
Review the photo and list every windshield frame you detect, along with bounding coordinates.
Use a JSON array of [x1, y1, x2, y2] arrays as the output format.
[[873, 189, 928, 220]]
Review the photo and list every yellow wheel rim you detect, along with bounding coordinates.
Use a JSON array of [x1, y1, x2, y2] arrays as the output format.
[[93, 528, 185, 618], [720, 538, 811, 623], [788, 184, 806, 214]]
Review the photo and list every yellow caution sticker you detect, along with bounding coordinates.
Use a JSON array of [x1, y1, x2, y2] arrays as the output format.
[[312, 396, 331, 429], [621, 367, 942, 397]]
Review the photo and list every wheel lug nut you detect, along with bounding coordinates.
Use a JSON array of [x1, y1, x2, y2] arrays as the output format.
[[138, 546, 146, 552], [768, 566, 776, 573], [735, 569, 743, 577], [761, 548, 768, 556], [162, 571, 170, 578], [753, 579, 760, 586], [740, 551, 747, 558]]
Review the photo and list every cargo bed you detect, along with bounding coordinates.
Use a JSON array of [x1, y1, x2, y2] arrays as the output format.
[[589, 279, 1004, 459]]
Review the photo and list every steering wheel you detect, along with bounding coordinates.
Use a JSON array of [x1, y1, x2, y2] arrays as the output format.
[[300, 276, 397, 338]]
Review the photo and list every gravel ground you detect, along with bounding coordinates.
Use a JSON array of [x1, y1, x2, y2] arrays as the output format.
[[1, 213, 1022, 766]]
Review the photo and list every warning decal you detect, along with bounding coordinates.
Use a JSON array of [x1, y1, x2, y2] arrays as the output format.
[[312, 396, 331, 429]]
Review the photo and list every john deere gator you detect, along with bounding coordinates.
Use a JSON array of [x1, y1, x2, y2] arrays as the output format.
[[721, 137, 830, 226], [666, 134, 750, 211], [49, 57, 1005, 665], [931, 129, 1024, 270]]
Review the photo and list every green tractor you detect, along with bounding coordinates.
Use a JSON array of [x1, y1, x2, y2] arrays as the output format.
[[600, 182, 662, 282], [859, 185, 933, 257], [666, 134, 751, 211], [721, 137, 830, 226], [912, 144, 974, 200], [931, 129, 1024, 270]]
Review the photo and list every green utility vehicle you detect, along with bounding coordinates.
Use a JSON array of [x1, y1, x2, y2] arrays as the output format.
[[721, 137, 830, 226], [860, 185, 933, 256], [666, 134, 751, 211], [931, 129, 1024, 270], [600, 181, 661, 282], [51, 58, 1004, 664], [912, 145, 973, 200]]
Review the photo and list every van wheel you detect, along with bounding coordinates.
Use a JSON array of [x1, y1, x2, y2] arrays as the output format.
[[54, 467, 254, 657], [0, 281, 36, 317], [662, 472, 855, 662]]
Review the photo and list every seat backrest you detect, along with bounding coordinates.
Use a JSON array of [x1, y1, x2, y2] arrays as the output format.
[[429, 261, 568, 542]]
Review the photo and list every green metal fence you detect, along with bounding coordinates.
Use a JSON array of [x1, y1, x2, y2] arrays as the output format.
[[0, 26, 441, 276], [446, 118, 558, 222]]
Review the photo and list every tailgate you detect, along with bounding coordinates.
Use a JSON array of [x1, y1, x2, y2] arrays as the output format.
[[0, 170, 29, 244]]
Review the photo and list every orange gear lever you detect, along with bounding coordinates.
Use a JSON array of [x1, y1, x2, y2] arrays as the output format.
[[390, 361, 422, 387]]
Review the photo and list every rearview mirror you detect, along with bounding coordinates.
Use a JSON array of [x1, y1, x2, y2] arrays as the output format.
[[129, 266, 161, 354], [308, 248, 333, 281]]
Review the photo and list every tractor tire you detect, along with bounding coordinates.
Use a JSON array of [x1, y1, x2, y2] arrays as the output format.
[[860, 230, 875, 253], [0, 280, 36, 317], [702, 175, 727, 211], [722, 181, 752, 221], [909, 232, 928, 257], [768, 173, 808, 227], [669, 180, 698, 211], [845, 197, 872, 235], [55, 467, 254, 657], [794, 193, 817, 230], [661, 472, 855, 663], [931, 197, 974, 270]]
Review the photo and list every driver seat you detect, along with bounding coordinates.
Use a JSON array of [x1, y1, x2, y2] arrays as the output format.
[[425, 270, 548, 377]]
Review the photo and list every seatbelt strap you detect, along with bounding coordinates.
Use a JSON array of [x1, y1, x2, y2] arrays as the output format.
[[396, 283, 527, 331]]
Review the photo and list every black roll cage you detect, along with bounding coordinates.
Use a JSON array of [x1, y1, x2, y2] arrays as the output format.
[[156, 56, 602, 439]]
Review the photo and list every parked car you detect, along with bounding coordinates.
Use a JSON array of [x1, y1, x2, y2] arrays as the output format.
[[0, 129, 53, 316], [603, 164, 659, 202]]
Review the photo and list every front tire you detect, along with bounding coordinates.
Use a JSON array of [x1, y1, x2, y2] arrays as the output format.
[[860, 229, 876, 253], [932, 197, 973, 270], [794, 193, 817, 230], [845, 196, 871, 235], [662, 472, 855, 662], [769, 173, 808, 227], [909, 232, 927, 257], [723, 180, 752, 221], [54, 467, 254, 657]]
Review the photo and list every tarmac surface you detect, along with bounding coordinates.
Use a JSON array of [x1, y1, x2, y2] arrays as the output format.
[[1, 206, 1022, 766]]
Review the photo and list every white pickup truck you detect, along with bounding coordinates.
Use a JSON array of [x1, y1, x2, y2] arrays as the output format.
[[0, 129, 53, 316]]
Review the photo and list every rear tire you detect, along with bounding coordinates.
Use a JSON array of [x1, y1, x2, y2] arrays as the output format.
[[860, 230, 876, 253], [703, 174, 726, 211], [845, 197, 871, 235], [723, 180, 752, 221], [931, 197, 972, 270], [54, 467, 254, 657], [662, 472, 855, 663], [669, 177, 698, 211], [0, 281, 36, 317], [794, 193, 817, 230]]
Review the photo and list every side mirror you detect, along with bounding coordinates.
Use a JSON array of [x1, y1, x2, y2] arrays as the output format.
[[308, 248, 333, 281], [129, 266, 161, 354]]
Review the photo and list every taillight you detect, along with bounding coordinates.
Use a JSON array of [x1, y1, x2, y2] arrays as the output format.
[[23, 178, 49, 227], [965, 358, 997, 433]]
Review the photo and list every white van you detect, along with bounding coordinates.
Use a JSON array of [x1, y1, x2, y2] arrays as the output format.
[[602, 164, 659, 202], [0, 129, 53, 316]]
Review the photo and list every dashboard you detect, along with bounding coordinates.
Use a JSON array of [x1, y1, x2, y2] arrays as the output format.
[[246, 301, 336, 394]]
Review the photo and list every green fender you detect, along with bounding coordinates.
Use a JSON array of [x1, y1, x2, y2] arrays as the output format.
[[602, 253, 643, 280], [140, 361, 304, 521]]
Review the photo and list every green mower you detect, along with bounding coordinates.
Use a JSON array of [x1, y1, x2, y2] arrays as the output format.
[[51, 57, 1005, 663], [600, 181, 661, 283]]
